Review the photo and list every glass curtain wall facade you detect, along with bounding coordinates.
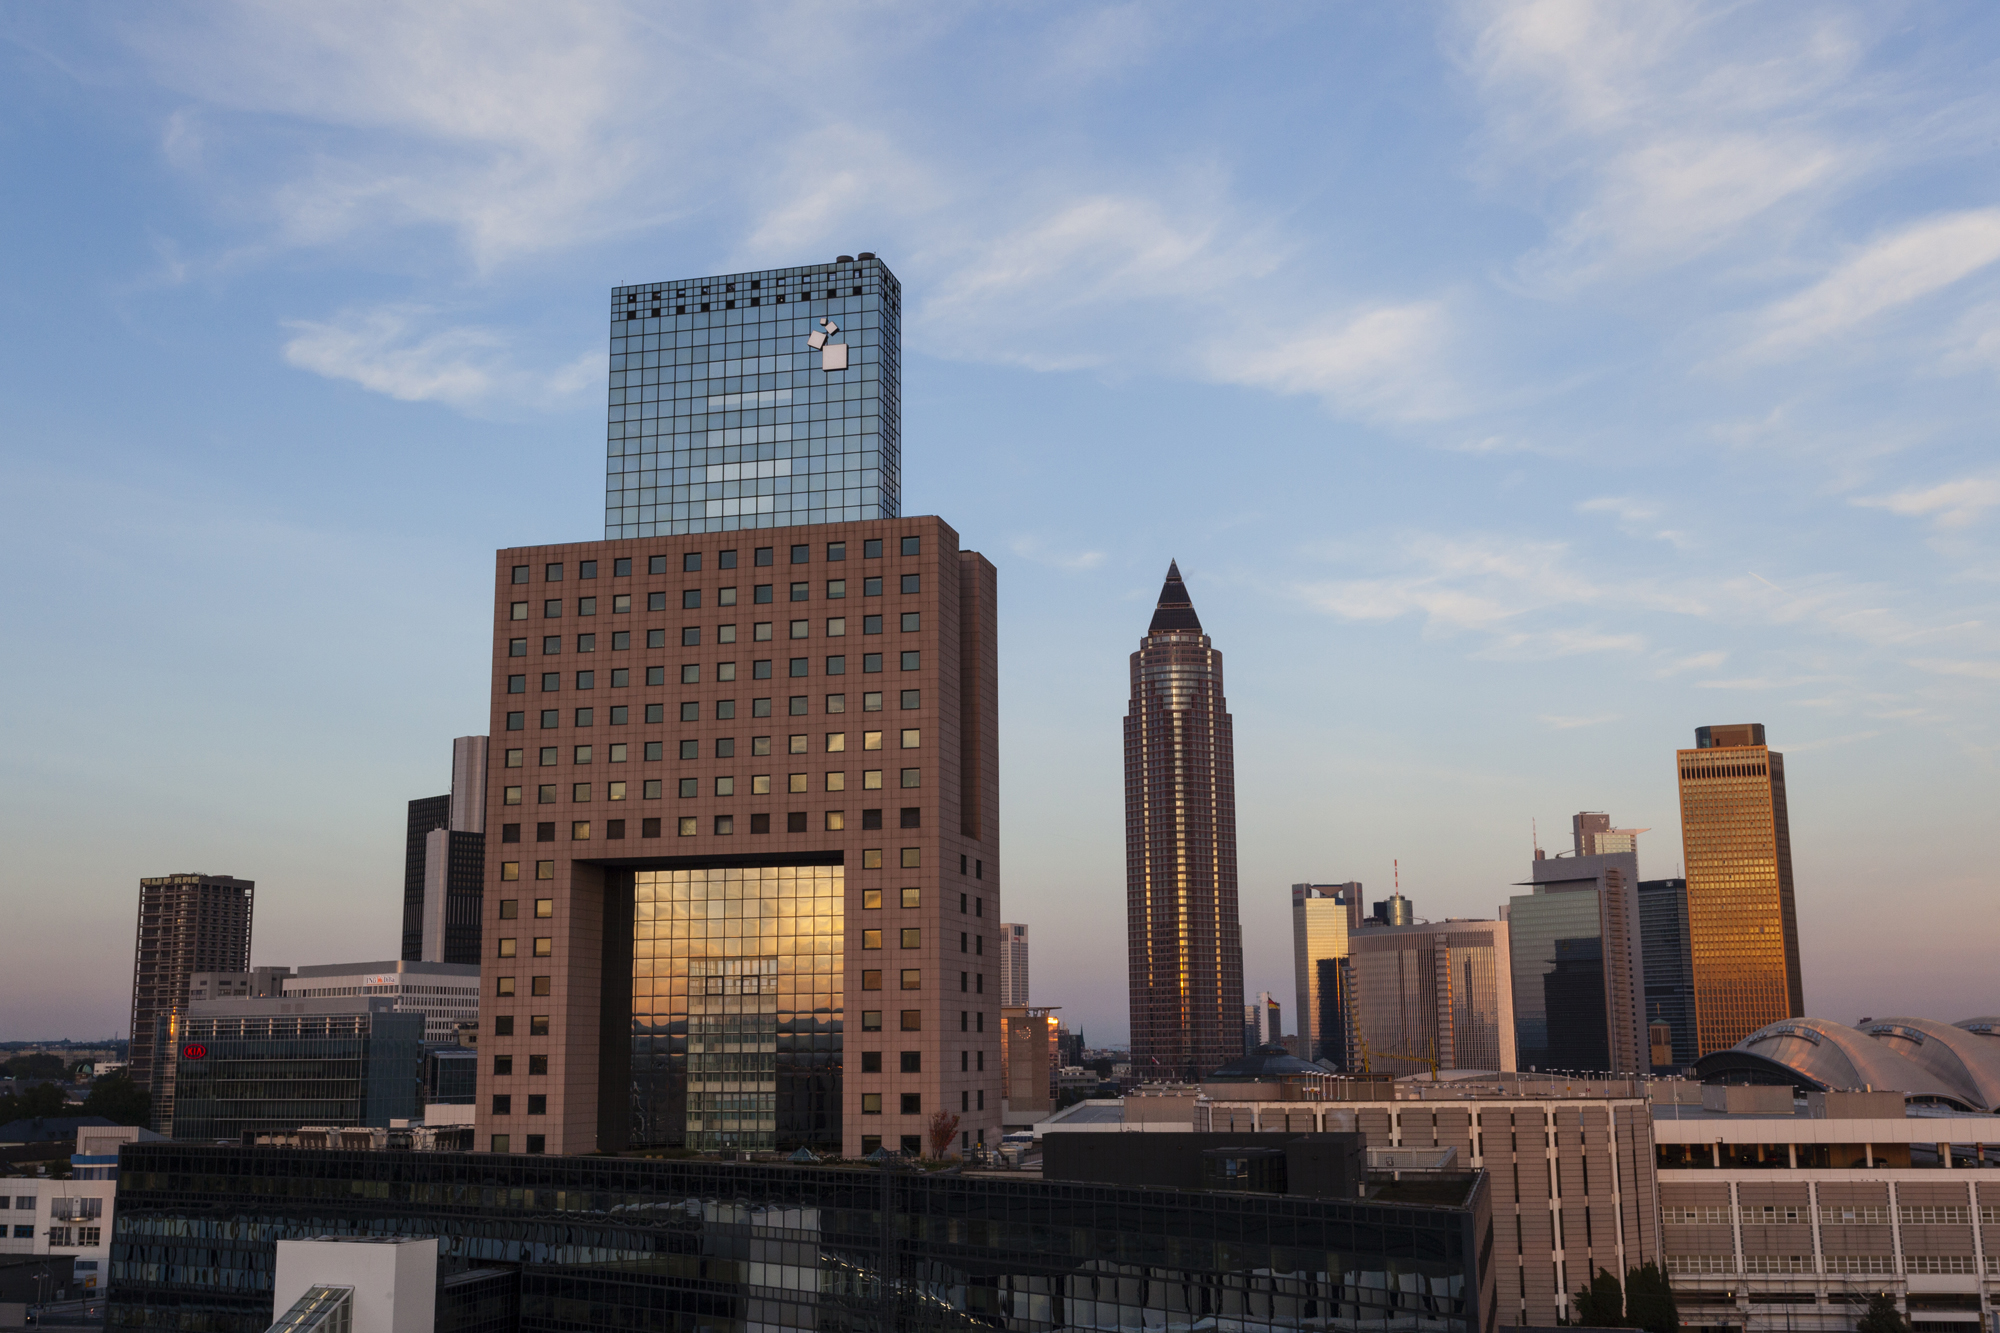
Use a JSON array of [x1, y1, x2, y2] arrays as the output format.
[[167, 1010, 423, 1141], [109, 1144, 1488, 1333], [1124, 562, 1243, 1081], [631, 865, 843, 1153], [1638, 877, 1696, 1068], [1346, 925, 1513, 1075], [1507, 887, 1610, 1074], [1292, 883, 1362, 1065], [605, 257, 901, 538], [1677, 724, 1803, 1055]]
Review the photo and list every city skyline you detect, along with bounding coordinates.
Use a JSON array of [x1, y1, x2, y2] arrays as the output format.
[[6, 6, 1999, 1044]]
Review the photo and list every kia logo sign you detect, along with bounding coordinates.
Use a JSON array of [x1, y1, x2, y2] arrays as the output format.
[[181, 1043, 207, 1061]]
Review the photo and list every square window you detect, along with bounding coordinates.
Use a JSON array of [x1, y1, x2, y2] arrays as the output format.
[[682, 589, 701, 609], [648, 592, 668, 612], [755, 547, 773, 567], [862, 539, 883, 558], [754, 584, 774, 603], [540, 709, 558, 727], [527, 1094, 547, 1116], [647, 666, 667, 686], [826, 732, 846, 752], [511, 602, 529, 622], [495, 1013, 514, 1034], [901, 612, 920, 632], [497, 976, 516, 996], [683, 552, 701, 572], [901, 888, 920, 908], [825, 693, 846, 713], [572, 782, 590, 801], [788, 774, 807, 793], [790, 619, 808, 639], [900, 1093, 921, 1115], [718, 623, 737, 642], [902, 848, 920, 868], [642, 817, 661, 837], [716, 700, 736, 720], [538, 784, 557, 803], [861, 1093, 882, 1114], [505, 785, 523, 805], [498, 937, 518, 958], [714, 775, 734, 796], [608, 704, 627, 724], [862, 970, 882, 990], [900, 651, 920, 671], [900, 690, 920, 709], [678, 817, 697, 837], [864, 888, 883, 909], [510, 638, 527, 657], [714, 815, 733, 835], [752, 774, 771, 794], [863, 848, 883, 869], [501, 861, 520, 881], [506, 711, 524, 730], [750, 812, 770, 833], [901, 928, 920, 948], [863, 615, 883, 634], [612, 593, 631, 613], [508, 674, 527, 694], [533, 936, 552, 957], [536, 821, 555, 841], [900, 807, 920, 828], [535, 898, 552, 918], [500, 899, 519, 920], [901, 769, 921, 789], [791, 544, 809, 564], [719, 549, 738, 569], [574, 709, 592, 727], [900, 969, 920, 990], [502, 823, 520, 843], [512, 565, 530, 584], [577, 634, 596, 653], [609, 743, 627, 762], [901, 537, 921, 556], [648, 555, 668, 575], [862, 807, 882, 828], [754, 660, 773, 679], [679, 702, 698, 722], [863, 731, 883, 750], [614, 557, 632, 576], [790, 582, 809, 602], [900, 1051, 921, 1073], [900, 1010, 922, 1031], [717, 661, 736, 681], [579, 560, 596, 579], [901, 729, 920, 749], [682, 627, 700, 646], [790, 658, 808, 677], [826, 811, 845, 831], [787, 811, 807, 833], [789, 734, 808, 753], [862, 654, 882, 672], [860, 1050, 881, 1072], [578, 597, 596, 616], [752, 734, 772, 754], [680, 778, 698, 798], [863, 929, 882, 949], [861, 1010, 882, 1031], [900, 574, 920, 594], [827, 580, 846, 599], [864, 577, 883, 597], [546, 563, 563, 582], [754, 621, 773, 640], [789, 696, 808, 715], [647, 629, 666, 648], [571, 821, 590, 840], [681, 664, 699, 684], [715, 736, 735, 757], [827, 542, 846, 561], [535, 860, 554, 878], [863, 692, 883, 712], [532, 976, 550, 996], [826, 617, 846, 636], [826, 655, 845, 675], [541, 672, 560, 691], [825, 772, 845, 792], [609, 781, 626, 800], [492, 1094, 512, 1115]]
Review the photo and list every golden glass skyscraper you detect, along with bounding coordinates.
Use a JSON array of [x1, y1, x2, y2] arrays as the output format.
[[1676, 723, 1803, 1055]]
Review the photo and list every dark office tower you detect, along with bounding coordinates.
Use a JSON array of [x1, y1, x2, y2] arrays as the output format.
[[128, 873, 254, 1131], [605, 256, 900, 538], [401, 737, 490, 965], [1638, 878, 1695, 1070], [1125, 562, 1242, 1082], [1677, 723, 1803, 1054]]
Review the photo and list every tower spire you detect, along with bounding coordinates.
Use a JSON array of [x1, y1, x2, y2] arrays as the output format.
[[1147, 560, 1203, 634]]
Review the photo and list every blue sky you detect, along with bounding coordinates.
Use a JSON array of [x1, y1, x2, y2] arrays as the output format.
[[3, 3, 1997, 1042]]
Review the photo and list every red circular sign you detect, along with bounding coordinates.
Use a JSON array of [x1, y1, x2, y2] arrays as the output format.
[[181, 1043, 207, 1060]]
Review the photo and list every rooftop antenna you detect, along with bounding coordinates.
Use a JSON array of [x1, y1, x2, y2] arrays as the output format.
[[1532, 817, 1543, 861]]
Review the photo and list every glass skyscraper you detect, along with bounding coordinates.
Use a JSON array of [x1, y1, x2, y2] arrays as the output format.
[[604, 255, 901, 537]]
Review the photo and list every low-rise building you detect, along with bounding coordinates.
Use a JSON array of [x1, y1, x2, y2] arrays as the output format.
[[0, 1125, 159, 1293]]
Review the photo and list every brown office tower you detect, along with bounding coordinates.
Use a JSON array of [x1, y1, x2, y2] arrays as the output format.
[[1124, 562, 1243, 1081], [476, 518, 999, 1158], [128, 873, 254, 1130], [1677, 723, 1803, 1055]]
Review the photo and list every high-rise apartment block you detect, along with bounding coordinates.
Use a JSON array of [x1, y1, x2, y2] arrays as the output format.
[[1292, 882, 1363, 1067], [1506, 822, 1645, 1075], [1638, 877, 1695, 1069], [1346, 920, 1515, 1075], [604, 256, 900, 538], [1125, 563, 1243, 1082], [476, 518, 999, 1158], [128, 873, 254, 1129], [1677, 723, 1803, 1054], [1572, 810, 1645, 857], [401, 737, 489, 965], [999, 922, 1029, 1007]]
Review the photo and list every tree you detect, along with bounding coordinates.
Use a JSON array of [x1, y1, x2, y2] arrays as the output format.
[[1623, 1262, 1678, 1333], [82, 1074, 151, 1127], [0, 1082, 70, 1123], [4, 1054, 67, 1081], [1570, 1267, 1629, 1327], [1857, 1293, 1909, 1333], [926, 1110, 961, 1160]]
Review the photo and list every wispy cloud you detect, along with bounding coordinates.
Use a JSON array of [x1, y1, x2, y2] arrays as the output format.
[[1538, 713, 1620, 729], [1008, 536, 1107, 573], [282, 306, 593, 411], [1907, 657, 2000, 682], [1745, 209, 2000, 359], [1854, 476, 2000, 530]]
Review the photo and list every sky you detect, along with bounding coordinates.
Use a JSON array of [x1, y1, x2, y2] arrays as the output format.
[[2, 2, 1997, 1044]]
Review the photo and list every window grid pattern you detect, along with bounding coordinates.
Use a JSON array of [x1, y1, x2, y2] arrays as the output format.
[[630, 865, 843, 1153], [605, 259, 901, 537]]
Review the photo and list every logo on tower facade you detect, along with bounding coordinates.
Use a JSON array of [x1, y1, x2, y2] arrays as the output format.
[[806, 317, 848, 371]]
